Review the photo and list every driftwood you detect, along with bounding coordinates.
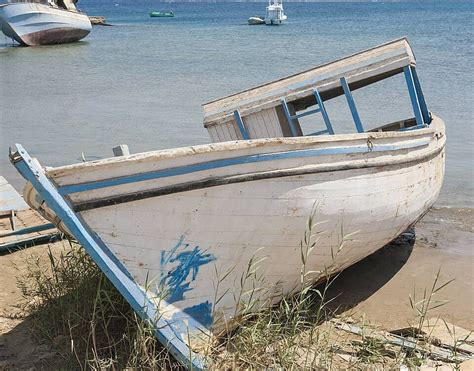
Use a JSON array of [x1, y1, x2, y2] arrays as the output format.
[[0, 176, 61, 253], [334, 318, 473, 364]]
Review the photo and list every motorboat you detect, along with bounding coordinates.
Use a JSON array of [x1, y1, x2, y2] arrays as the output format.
[[264, 0, 287, 25], [248, 16, 265, 25], [0, 0, 91, 46]]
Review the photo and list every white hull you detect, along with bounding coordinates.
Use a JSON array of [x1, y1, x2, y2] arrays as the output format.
[[248, 16, 265, 25], [265, 15, 287, 25], [0, 3, 91, 46], [264, 0, 287, 25], [12, 116, 445, 368]]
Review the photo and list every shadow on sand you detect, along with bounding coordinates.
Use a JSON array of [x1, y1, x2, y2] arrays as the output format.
[[318, 229, 416, 316]]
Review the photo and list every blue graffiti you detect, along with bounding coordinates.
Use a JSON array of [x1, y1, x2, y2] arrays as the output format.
[[160, 236, 216, 304], [160, 237, 216, 332]]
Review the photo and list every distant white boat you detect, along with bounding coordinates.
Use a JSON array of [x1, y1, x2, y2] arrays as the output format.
[[0, 0, 91, 46], [248, 16, 265, 25], [264, 0, 287, 25]]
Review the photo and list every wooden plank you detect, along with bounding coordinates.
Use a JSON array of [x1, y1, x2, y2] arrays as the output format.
[[0, 176, 28, 213], [0, 209, 60, 252], [259, 110, 274, 137], [207, 125, 220, 142], [249, 112, 268, 138], [258, 110, 274, 137], [261, 108, 283, 138], [211, 124, 223, 142], [243, 115, 258, 139], [222, 122, 237, 141], [216, 124, 226, 142], [227, 121, 240, 140]]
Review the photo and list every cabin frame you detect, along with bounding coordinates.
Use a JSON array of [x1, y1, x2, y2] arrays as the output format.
[[202, 37, 431, 142]]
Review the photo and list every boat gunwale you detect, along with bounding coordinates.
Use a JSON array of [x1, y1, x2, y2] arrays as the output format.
[[45, 116, 437, 176], [71, 136, 445, 212], [47, 118, 444, 211]]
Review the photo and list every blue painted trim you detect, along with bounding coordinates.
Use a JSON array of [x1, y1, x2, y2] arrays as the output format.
[[291, 107, 321, 120], [410, 66, 430, 125], [58, 139, 431, 195], [403, 66, 424, 127], [233, 110, 249, 140], [1, 223, 55, 237], [11, 145, 207, 370], [280, 98, 299, 136], [0, 234, 59, 254], [399, 124, 427, 132], [340, 77, 364, 133], [313, 89, 335, 135]]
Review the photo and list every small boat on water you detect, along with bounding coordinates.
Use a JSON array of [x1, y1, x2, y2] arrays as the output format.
[[264, 0, 287, 25], [0, 0, 91, 46], [149, 10, 174, 18], [10, 38, 445, 369], [248, 16, 265, 25]]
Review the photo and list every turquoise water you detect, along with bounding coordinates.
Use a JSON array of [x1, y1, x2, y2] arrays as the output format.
[[0, 1, 473, 206]]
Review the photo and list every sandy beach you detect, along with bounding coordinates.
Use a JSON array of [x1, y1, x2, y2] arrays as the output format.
[[0, 206, 472, 369]]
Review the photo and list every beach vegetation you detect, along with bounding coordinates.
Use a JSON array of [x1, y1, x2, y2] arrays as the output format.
[[15, 216, 463, 369]]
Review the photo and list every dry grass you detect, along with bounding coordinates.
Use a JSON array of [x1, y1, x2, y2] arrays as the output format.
[[17, 240, 180, 370], [15, 215, 465, 370]]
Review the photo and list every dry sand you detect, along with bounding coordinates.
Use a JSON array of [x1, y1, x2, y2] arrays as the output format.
[[0, 207, 472, 369]]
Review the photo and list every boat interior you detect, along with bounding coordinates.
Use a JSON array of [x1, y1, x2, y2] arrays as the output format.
[[202, 37, 431, 143]]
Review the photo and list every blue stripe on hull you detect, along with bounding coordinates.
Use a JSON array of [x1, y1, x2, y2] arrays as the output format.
[[58, 138, 431, 196]]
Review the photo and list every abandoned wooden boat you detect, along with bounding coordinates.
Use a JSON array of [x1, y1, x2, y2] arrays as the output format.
[[0, 0, 91, 46], [10, 38, 445, 369]]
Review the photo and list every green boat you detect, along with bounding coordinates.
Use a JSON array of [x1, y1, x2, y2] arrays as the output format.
[[149, 11, 174, 17]]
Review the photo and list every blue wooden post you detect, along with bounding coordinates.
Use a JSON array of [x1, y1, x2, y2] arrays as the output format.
[[313, 89, 334, 135], [340, 77, 364, 133], [403, 66, 424, 127], [411, 66, 430, 125], [233, 110, 250, 140], [280, 98, 299, 136]]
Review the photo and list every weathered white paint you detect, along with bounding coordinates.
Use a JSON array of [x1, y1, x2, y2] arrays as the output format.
[[23, 117, 445, 342]]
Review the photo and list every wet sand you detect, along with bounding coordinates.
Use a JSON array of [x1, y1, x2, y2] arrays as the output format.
[[0, 207, 472, 368]]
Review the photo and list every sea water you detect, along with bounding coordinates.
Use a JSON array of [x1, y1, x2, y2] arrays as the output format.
[[0, 1, 472, 207]]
